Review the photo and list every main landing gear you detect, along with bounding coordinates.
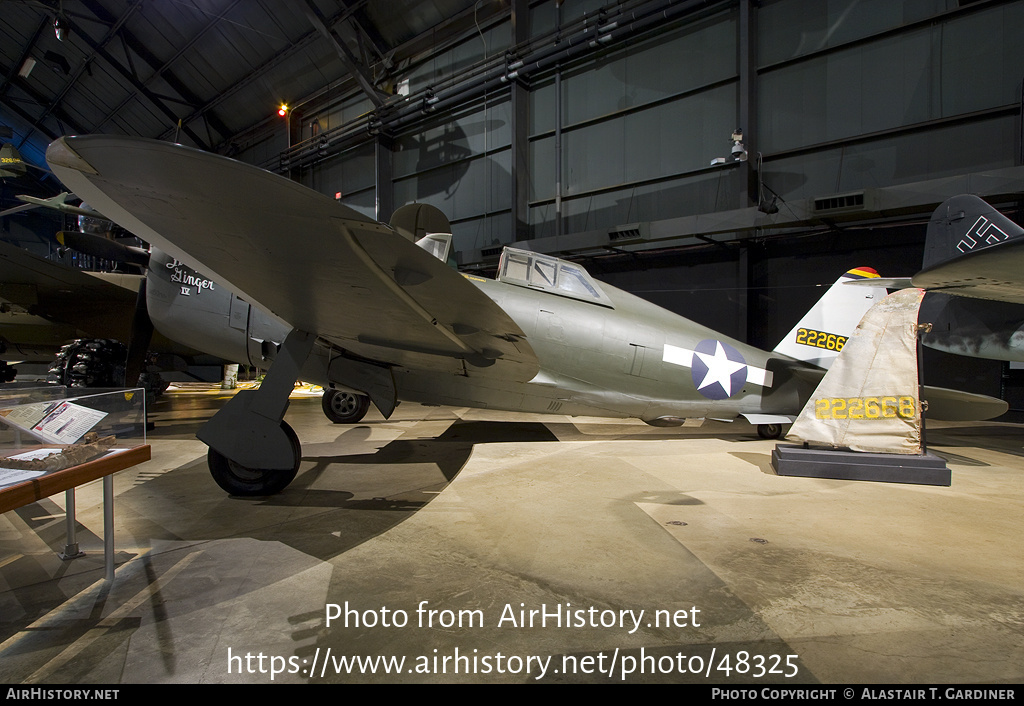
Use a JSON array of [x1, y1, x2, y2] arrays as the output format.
[[199, 330, 315, 496], [208, 420, 301, 496], [757, 423, 784, 440]]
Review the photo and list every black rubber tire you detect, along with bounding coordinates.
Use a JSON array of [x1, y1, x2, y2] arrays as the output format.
[[757, 423, 783, 440], [207, 421, 301, 496], [0, 361, 16, 383], [321, 389, 370, 424]]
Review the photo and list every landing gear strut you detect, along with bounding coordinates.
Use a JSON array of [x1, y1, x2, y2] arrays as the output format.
[[199, 329, 315, 495]]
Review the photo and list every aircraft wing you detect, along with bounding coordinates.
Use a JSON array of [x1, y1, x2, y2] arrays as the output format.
[[912, 195, 1024, 304], [46, 135, 537, 378], [0, 238, 138, 342], [0, 202, 37, 218]]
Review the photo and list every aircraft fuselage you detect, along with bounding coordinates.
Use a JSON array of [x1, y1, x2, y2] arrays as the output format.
[[146, 248, 815, 424], [920, 292, 1024, 363], [388, 276, 813, 423]]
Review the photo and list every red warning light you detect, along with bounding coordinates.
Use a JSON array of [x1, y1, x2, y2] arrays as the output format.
[[278, 104, 289, 117]]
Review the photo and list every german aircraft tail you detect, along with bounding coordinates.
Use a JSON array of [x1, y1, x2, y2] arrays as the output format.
[[773, 267, 890, 369], [914, 195, 1024, 305], [921, 194, 1024, 272]]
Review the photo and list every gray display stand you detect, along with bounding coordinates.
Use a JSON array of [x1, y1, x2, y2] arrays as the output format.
[[771, 444, 950, 486]]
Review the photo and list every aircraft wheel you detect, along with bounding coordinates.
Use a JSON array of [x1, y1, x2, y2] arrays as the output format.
[[0, 361, 16, 383], [207, 421, 301, 496], [757, 423, 783, 440], [322, 389, 370, 424]]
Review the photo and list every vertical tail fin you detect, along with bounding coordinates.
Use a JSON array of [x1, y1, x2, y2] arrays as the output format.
[[773, 268, 889, 369], [0, 142, 27, 177], [922, 194, 1024, 271]]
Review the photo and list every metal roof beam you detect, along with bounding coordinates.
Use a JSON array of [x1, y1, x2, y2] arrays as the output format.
[[0, 92, 63, 141], [0, 62, 88, 141], [77, 0, 231, 147], [93, 0, 245, 134], [15, 0, 145, 150], [31, 2, 210, 149], [302, 0, 386, 109], [337, 0, 390, 66], [0, 15, 49, 100], [158, 29, 322, 145]]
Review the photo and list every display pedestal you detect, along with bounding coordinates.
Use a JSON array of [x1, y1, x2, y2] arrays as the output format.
[[771, 444, 950, 486]]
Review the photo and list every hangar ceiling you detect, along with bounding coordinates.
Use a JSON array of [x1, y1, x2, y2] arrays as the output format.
[[3, 0, 1023, 269], [0, 0, 502, 177]]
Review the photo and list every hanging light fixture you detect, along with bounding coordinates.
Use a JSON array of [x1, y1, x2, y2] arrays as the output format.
[[53, 0, 67, 41]]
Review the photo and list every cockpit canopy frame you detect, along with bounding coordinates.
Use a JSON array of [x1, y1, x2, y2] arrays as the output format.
[[496, 247, 614, 308]]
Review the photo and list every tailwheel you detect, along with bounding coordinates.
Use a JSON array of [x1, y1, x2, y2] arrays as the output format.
[[321, 389, 370, 424], [757, 423, 784, 440], [207, 421, 301, 496]]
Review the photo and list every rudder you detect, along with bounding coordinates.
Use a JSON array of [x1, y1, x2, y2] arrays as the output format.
[[773, 267, 889, 369], [922, 194, 1024, 271]]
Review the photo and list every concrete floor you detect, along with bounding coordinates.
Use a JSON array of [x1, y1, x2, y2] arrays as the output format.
[[0, 386, 1022, 684]]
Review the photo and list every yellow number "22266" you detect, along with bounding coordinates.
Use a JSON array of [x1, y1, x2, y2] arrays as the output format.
[[815, 396, 916, 420], [795, 328, 847, 351]]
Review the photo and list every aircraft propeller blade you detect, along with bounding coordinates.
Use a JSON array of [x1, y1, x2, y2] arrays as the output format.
[[124, 277, 155, 391], [56, 230, 150, 268]]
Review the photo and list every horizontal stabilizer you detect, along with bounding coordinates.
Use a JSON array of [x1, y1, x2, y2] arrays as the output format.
[[921, 385, 1007, 421], [844, 277, 913, 290]]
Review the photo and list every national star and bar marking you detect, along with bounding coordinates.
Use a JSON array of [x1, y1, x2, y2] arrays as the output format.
[[663, 340, 773, 400]]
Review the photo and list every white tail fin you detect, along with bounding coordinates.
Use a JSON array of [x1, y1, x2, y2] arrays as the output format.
[[773, 267, 890, 369]]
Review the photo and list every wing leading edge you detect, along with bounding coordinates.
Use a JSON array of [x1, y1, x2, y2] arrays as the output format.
[[46, 135, 538, 379]]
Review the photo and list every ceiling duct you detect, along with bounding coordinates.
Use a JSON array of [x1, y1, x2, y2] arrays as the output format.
[[608, 222, 650, 245], [812, 189, 879, 216]]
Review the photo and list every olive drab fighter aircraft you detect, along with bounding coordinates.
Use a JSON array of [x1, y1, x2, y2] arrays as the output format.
[[46, 135, 889, 496]]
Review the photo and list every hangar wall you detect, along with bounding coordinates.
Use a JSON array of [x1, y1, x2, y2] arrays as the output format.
[[247, 0, 1023, 400], [275, 0, 1022, 246]]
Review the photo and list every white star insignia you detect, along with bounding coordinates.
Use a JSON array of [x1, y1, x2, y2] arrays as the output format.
[[694, 341, 747, 397]]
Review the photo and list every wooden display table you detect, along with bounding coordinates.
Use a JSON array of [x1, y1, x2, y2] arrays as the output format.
[[0, 444, 152, 580]]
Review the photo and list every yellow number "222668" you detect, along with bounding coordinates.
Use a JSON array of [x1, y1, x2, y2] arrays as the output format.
[[815, 396, 916, 420]]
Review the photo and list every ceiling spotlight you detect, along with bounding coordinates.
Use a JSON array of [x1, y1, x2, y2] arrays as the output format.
[[18, 57, 36, 79], [53, 16, 66, 42]]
